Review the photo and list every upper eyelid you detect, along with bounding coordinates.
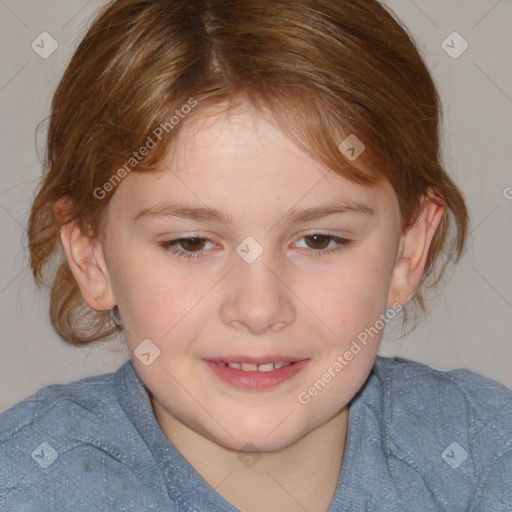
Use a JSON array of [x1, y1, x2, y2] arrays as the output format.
[[166, 230, 344, 241], [165, 228, 350, 238], [166, 231, 350, 248]]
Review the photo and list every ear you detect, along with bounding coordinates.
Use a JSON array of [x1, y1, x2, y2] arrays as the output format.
[[387, 190, 445, 308], [57, 216, 116, 312]]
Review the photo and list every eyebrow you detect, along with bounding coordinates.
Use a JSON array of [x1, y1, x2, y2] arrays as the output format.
[[132, 200, 375, 224]]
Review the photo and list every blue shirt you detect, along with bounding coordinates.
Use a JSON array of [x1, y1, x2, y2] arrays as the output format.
[[1, 356, 511, 511]]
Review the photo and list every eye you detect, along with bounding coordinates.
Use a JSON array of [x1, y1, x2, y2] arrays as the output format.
[[159, 232, 353, 261], [159, 236, 216, 260], [293, 233, 353, 256]]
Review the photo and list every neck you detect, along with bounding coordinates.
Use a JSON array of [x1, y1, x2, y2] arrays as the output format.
[[151, 397, 348, 512]]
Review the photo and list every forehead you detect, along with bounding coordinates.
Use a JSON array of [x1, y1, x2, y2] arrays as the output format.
[[107, 104, 398, 224], [167, 103, 311, 173]]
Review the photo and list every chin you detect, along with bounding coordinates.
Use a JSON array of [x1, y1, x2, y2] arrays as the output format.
[[202, 416, 307, 453]]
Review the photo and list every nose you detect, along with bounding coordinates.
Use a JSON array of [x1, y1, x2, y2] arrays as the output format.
[[219, 249, 296, 335]]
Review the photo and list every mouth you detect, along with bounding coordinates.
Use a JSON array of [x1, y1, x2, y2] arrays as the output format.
[[203, 356, 310, 390]]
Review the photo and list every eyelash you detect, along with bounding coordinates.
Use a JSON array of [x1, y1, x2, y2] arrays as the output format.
[[158, 233, 353, 261]]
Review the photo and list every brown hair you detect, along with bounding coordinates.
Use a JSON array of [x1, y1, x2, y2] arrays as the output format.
[[28, 0, 469, 346]]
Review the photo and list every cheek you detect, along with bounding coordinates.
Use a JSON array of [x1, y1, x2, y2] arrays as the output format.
[[296, 261, 389, 419], [109, 251, 207, 351], [313, 250, 393, 339]]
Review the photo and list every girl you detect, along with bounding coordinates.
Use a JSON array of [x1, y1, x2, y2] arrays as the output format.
[[1, 1, 511, 510]]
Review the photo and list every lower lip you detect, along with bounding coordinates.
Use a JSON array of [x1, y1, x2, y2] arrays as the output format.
[[203, 360, 310, 390]]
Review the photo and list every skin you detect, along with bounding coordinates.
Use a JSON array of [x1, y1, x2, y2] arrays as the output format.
[[56, 103, 444, 512]]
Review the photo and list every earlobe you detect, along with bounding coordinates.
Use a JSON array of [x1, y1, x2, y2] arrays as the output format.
[[59, 219, 116, 312], [387, 191, 445, 307]]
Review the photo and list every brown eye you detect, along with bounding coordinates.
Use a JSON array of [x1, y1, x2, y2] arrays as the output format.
[[178, 237, 207, 252], [304, 234, 331, 250], [159, 236, 215, 260], [294, 233, 353, 257]]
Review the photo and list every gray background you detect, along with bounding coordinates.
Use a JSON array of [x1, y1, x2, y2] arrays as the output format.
[[0, 0, 511, 412]]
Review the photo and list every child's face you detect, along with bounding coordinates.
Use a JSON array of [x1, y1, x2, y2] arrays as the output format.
[[100, 104, 403, 451]]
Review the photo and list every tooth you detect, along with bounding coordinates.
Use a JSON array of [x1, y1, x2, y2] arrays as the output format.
[[274, 362, 285, 369], [257, 363, 274, 372], [228, 362, 241, 369], [241, 362, 258, 371], [283, 362, 291, 367]]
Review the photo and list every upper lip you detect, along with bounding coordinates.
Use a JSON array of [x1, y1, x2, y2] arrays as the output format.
[[206, 355, 309, 365]]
